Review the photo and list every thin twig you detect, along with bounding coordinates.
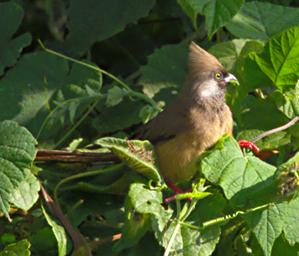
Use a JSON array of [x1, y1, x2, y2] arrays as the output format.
[[252, 116, 299, 143]]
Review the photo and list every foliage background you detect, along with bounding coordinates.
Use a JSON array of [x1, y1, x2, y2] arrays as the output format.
[[0, 0, 299, 255]]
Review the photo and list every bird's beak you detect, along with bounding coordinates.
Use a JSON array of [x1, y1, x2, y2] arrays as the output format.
[[224, 73, 238, 84]]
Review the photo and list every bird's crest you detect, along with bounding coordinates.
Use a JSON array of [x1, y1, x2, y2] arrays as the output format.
[[188, 42, 223, 78]]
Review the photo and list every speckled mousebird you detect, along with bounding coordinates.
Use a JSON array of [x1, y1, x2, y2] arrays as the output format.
[[136, 42, 237, 183]]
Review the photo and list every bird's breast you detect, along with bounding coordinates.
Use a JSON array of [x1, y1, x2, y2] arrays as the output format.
[[155, 105, 232, 183]]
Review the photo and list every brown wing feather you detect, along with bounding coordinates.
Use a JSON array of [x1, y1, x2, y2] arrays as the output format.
[[135, 98, 190, 144]]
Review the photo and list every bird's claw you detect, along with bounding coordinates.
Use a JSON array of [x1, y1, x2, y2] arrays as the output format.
[[238, 140, 260, 155]]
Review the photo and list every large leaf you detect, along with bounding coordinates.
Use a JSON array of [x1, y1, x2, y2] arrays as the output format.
[[65, 0, 156, 54], [0, 121, 38, 220], [200, 136, 276, 207], [244, 203, 284, 256], [226, 2, 299, 40], [252, 26, 299, 90], [0, 2, 31, 76], [139, 42, 188, 98], [177, 0, 243, 37], [96, 137, 161, 182], [244, 196, 299, 256], [201, 137, 299, 255]]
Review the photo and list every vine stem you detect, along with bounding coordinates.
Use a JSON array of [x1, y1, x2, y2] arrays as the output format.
[[180, 202, 272, 231], [252, 116, 299, 142], [37, 40, 161, 112]]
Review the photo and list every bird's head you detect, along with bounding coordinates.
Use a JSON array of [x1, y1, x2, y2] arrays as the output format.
[[183, 42, 238, 107]]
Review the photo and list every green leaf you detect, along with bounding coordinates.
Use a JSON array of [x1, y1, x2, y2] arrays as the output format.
[[242, 153, 299, 256], [244, 197, 299, 256], [200, 136, 276, 207], [41, 206, 67, 256], [0, 121, 39, 220], [226, 2, 299, 40], [201, 0, 244, 37], [178, 0, 243, 37], [65, 0, 156, 54], [252, 26, 299, 90], [0, 2, 31, 76], [96, 137, 161, 182], [0, 239, 31, 256], [139, 42, 188, 98], [244, 204, 284, 256]]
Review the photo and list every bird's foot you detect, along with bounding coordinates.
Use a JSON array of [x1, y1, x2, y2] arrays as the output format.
[[238, 140, 260, 156], [163, 179, 192, 204]]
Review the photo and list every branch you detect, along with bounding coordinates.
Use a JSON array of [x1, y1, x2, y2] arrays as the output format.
[[36, 149, 119, 163], [252, 116, 299, 143]]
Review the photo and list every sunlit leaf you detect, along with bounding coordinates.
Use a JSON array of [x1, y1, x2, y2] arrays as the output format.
[[200, 136, 276, 207], [252, 26, 299, 90], [0, 121, 38, 220], [226, 2, 299, 40], [96, 137, 161, 182]]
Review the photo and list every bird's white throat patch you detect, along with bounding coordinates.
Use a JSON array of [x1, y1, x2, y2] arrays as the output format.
[[200, 80, 220, 98]]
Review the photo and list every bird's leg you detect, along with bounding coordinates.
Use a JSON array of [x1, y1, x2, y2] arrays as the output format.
[[238, 140, 260, 156], [164, 178, 192, 204]]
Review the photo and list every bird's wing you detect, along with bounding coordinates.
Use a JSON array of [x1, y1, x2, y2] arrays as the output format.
[[135, 100, 189, 144]]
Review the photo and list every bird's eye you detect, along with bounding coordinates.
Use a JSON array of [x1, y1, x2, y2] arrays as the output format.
[[215, 72, 223, 80]]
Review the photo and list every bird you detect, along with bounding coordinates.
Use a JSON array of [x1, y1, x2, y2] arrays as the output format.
[[136, 42, 237, 184]]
